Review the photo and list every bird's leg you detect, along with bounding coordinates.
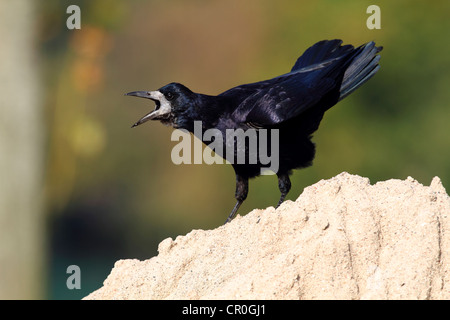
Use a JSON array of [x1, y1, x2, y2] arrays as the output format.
[[224, 174, 249, 224], [225, 201, 243, 225], [276, 173, 291, 208]]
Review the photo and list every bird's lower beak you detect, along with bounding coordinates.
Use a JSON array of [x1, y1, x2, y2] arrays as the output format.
[[125, 90, 167, 127]]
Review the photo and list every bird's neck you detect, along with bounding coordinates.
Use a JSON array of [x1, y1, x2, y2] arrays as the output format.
[[175, 94, 226, 133]]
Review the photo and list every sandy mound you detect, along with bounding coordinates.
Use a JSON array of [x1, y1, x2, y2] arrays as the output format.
[[85, 172, 450, 300]]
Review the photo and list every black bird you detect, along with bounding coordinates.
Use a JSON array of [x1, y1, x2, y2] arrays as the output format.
[[126, 39, 382, 223]]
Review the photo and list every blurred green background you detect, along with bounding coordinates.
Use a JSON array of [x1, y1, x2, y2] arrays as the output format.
[[0, 0, 449, 299]]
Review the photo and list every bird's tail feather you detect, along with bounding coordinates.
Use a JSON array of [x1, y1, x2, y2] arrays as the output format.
[[292, 40, 382, 101], [291, 39, 354, 72], [339, 41, 382, 100]]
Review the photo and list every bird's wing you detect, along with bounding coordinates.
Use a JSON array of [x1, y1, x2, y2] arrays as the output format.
[[246, 74, 336, 125], [218, 39, 364, 127], [220, 70, 337, 126]]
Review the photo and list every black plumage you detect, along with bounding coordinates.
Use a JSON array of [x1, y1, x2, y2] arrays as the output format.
[[126, 39, 382, 223]]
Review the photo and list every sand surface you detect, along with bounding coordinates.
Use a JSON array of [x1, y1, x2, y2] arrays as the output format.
[[85, 172, 450, 300]]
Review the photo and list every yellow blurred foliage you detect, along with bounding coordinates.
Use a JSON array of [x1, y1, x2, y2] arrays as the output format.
[[70, 26, 112, 59], [70, 26, 112, 93], [70, 116, 106, 159]]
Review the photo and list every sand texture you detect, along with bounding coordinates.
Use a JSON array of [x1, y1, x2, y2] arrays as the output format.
[[85, 172, 450, 300]]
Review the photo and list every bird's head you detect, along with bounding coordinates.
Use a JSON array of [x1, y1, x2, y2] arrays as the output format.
[[126, 82, 196, 129]]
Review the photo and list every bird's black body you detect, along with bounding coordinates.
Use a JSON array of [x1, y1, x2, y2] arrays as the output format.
[[127, 39, 382, 223]]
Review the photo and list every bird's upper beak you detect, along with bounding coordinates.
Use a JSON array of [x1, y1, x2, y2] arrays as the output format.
[[125, 90, 171, 127]]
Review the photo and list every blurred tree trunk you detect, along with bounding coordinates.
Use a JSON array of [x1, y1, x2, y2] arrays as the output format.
[[0, 1, 44, 299]]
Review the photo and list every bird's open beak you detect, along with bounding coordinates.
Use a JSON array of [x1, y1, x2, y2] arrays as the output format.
[[125, 90, 170, 128]]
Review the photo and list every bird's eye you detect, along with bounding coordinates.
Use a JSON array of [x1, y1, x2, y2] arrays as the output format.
[[166, 92, 174, 100]]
